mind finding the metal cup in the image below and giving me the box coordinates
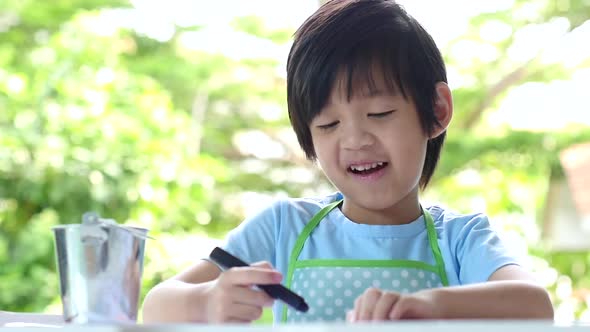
[52,223,148,324]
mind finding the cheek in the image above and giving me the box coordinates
[406,141,428,177]
[314,146,335,171]
[311,134,323,158]
[312,138,342,175]
[391,134,428,173]
[312,135,332,158]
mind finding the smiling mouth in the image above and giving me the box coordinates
[347,162,388,175]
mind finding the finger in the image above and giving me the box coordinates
[220,267,282,286]
[372,292,400,321]
[230,285,274,307]
[251,261,274,269]
[351,295,362,322]
[357,288,382,321]
[389,296,417,320]
[227,302,264,322]
[346,310,355,323]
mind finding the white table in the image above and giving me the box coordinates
[131,321,588,332]
[1,315,588,332]
[0,312,63,328]
[134,321,588,332]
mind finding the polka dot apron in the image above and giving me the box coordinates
[282,199,449,323]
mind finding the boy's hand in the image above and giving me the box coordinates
[347,288,443,322]
[199,261,282,323]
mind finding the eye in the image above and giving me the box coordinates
[368,110,396,118]
[316,121,339,130]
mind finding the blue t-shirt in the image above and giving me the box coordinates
[223,192,519,321]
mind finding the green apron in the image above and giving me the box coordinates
[282,199,449,322]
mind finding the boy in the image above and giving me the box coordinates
[142,0,553,323]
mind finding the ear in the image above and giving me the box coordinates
[430,82,453,139]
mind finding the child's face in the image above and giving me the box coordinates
[310,76,427,216]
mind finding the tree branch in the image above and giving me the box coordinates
[460,62,530,131]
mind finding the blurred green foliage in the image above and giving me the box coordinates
[1,0,589,321]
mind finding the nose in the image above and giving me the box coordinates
[340,121,375,150]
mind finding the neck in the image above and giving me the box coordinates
[341,187,422,225]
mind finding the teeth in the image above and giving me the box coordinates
[350,162,384,171]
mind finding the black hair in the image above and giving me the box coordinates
[286,0,447,189]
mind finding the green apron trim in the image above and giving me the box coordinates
[293,259,439,272]
[281,198,449,322]
[284,200,339,288]
[425,211,449,286]
[283,199,339,322]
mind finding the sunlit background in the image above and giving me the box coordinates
[1,0,589,323]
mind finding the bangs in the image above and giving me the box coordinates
[296,22,415,126]
[333,48,409,103]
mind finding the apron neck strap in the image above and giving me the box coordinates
[424,209,449,286]
[287,199,341,267]
[283,199,341,322]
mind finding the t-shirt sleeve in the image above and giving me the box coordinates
[220,200,280,267]
[453,214,521,284]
